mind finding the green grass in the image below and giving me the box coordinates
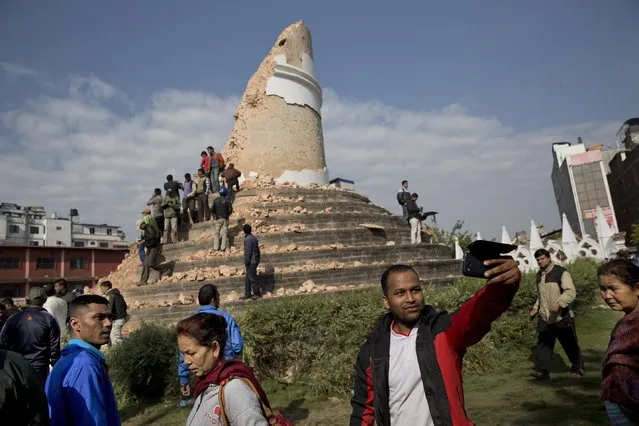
[121,307,621,426]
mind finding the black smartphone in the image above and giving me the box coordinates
[462,240,517,278]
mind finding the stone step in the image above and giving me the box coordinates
[166,243,452,273]
[233,187,373,204]
[233,200,388,216]
[185,212,405,241]
[163,227,416,257]
[123,262,462,327]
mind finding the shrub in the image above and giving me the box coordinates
[109,323,179,403]
[239,258,600,397]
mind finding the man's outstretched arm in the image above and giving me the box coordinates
[443,258,521,353]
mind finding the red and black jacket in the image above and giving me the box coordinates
[349,279,520,426]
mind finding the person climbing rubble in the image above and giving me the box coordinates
[221,163,242,203]
[182,173,198,225]
[194,168,210,223]
[138,222,171,285]
[147,188,165,239]
[207,146,224,193]
[211,188,233,252]
[161,191,181,244]
[199,151,212,194]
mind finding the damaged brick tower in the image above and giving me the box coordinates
[223,21,328,185]
[107,21,460,328]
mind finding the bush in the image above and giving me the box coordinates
[109,323,179,403]
[239,259,601,397]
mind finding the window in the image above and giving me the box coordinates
[89,241,96,246]
[89,227,95,235]
[70,257,88,269]
[8,225,19,233]
[0,257,20,269]
[56,241,63,246]
[74,241,84,247]
[107,229,112,236]
[56,226,62,231]
[30,241,39,246]
[99,242,109,248]
[29,226,39,234]
[36,258,55,269]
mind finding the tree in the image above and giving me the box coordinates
[629,223,639,246]
[430,220,473,251]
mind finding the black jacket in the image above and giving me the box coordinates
[143,225,160,249]
[0,307,60,378]
[212,196,233,220]
[105,288,128,321]
[0,349,50,425]
[243,234,260,265]
[405,199,422,219]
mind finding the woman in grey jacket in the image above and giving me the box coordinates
[177,313,269,426]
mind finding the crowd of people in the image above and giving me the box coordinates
[135,145,243,286]
[0,253,637,425]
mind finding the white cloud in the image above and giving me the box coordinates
[0,68,622,241]
[0,62,39,77]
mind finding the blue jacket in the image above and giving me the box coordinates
[45,340,121,426]
[178,305,244,385]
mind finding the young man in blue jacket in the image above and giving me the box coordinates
[177,284,244,398]
[45,295,121,426]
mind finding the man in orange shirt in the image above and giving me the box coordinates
[207,146,225,192]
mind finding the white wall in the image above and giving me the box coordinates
[44,219,72,246]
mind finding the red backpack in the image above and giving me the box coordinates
[219,377,293,426]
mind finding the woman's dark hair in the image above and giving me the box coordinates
[177,313,227,355]
[598,259,639,289]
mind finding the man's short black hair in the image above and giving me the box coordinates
[99,281,113,289]
[534,249,550,259]
[207,146,214,151]
[166,174,173,181]
[154,188,161,195]
[69,295,109,318]
[411,193,419,198]
[201,151,207,156]
[243,224,252,234]
[185,173,191,180]
[381,264,419,296]
[0,298,14,307]
[53,278,68,288]
[401,180,408,185]
[198,284,220,306]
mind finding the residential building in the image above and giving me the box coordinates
[607,118,639,242]
[551,140,622,238]
[0,203,127,248]
[0,245,128,298]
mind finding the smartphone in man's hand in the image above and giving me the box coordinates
[462,240,517,279]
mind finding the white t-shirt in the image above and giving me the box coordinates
[388,325,434,426]
[43,295,68,338]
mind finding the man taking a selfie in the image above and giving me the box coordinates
[350,257,520,426]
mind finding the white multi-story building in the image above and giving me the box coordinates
[551,141,623,238]
[0,203,127,248]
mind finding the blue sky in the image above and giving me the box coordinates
[0,0,638,239]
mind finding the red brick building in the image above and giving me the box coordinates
[0,245,129,298]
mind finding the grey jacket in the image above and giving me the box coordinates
[186,379,268,426]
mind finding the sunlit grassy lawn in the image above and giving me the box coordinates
[122,307,620,426]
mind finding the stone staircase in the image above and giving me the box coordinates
[109,184,461,327]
